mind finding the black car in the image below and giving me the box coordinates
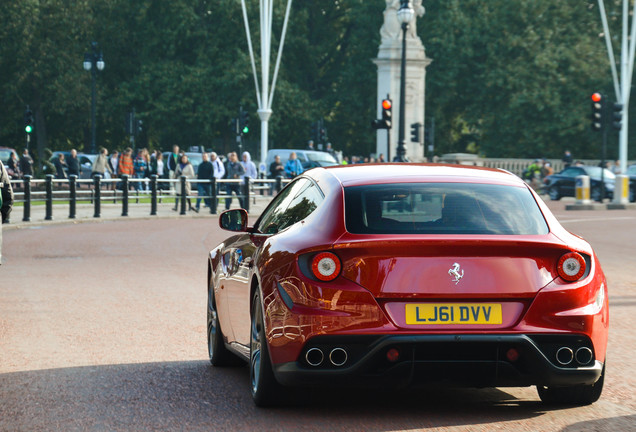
[543,166,615,201]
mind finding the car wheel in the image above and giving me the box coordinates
[250,290,282,407]
[629,187,635,203]
[207,284,237,366]
[548,186,561,201]
[591,187,602,202]
[537,362,605,406]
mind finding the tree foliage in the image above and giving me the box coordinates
[0,0,631,163]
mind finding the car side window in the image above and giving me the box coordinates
[256,179,309,234]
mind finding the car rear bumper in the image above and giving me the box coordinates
[272,334,603,388]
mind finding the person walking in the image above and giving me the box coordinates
[284,152,303,178]
[195,152,214,211]
[19,149,34,178]
[7,152,21,180]
[117,147,134,189]
[0,160,14,264]
[173,154,197,212]
[133,148,148,191]
[67,149,80,179]
[108,150,119,190]
[225,152,245,210]
[241,151,257,180]
[268,155,285,195]
[54,153,67,180]
[91,147,113,185]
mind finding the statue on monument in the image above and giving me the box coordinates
[380,0,426,41]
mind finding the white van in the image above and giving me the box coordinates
[264,149,338,177]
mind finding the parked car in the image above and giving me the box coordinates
[208,163,608,407]
[0,146,17,169]
[264,149,338,176]
[543,165,615,201]
[626,164,636,202]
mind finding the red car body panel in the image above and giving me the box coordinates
[208,163,609,392]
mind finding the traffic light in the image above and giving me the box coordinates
[319,123,328,143]
[24,107,34,134]
[591,92,604,132]
[424,127,434,150]
[311,121,319,142]
[612,102,623,130]
[371,98,393,129]
[410,123,420,143]
[136,119,143,134]
[239,109,249,134]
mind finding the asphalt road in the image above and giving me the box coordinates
[1,200,635,431]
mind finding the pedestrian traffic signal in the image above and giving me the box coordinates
[410,123,420,143]
[591,92,604,132]
[612,102,623,130]
[24,107,34,134]
[239,109,250,134]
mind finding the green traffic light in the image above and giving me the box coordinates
[242,126,249,134]
[25,125,33,133]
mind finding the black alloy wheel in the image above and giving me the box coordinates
[250,290,282,406]
[548,186,561,201]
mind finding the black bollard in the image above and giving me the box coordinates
[69,175,77,219]
[276,175,283,193]
[210,177,217,214]
[121,174,129,216]
[243,177,250,213]
[22,175,31,222]
[150,175,157,216]
[179,176,187,215]
[93,175,101,218]
[45,174,53,220]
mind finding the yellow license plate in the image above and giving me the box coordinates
[405,303,502,325]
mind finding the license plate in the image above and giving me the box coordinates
[405,303,503,325]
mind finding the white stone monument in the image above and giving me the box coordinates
[374,0,431,162]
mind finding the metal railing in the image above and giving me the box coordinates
[8,174,290,223]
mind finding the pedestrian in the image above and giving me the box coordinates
[133,148,148,191]
[19,149,34,178]
[611,160,622,175]
[42,149,56,178]
[284,152,303,178]
[54,153,67,184]
[67,149,80,179]
[268,155,285,195]
[0,160,15,264]
[108,150,119,190]
[91,147,113,187]
[210,152,225,180]
[117,147,134,189]
[241,151,257,180]
[195,152,214,211]
[325,142,335,156]
[225,152,245,210]
[173,154,197,212]
[7,152,21,180]
[167,145,180,181]
[377,153,385,163]
[562,150,573,168]
[306,140,315,150]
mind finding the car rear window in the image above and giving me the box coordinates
[344,183,549,235]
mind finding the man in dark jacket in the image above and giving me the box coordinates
[67,149,80,178]
[19,149,34,177]
[0,161,15,264]
[195,152,214,212]
[225,152,245,210]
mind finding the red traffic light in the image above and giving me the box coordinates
[591,93,602,102]
[382,99,392,110]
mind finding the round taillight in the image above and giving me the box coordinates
[311,252,341,282]
[557,252,586,282]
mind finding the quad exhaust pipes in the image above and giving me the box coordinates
[305,347,348,367]
[556,346,593,366]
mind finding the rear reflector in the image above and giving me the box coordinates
[557,252,586,282]
[311,252,341,282]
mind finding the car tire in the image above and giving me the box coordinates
[250,290,282,407]
[548,186,561,201]
[537,362,605,406]
[629,187,635,203]
[591,187,603,202]
[207,284,238,366]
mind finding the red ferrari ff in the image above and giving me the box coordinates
[207,164,608,407]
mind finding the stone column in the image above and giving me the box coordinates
[374,0,431,162]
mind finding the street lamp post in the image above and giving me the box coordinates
[396,0,414,162]
[83,42,105,154]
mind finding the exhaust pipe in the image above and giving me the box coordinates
[575,347,593,365]
[329,347,348,367]
[305,348,324,367]
[556,347,574,365]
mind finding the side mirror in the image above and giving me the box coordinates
[219,209,248,232]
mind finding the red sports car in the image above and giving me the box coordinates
[207,163,608,407]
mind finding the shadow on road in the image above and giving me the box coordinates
[0,360,572,431]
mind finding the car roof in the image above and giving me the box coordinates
[311,163,523,188]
